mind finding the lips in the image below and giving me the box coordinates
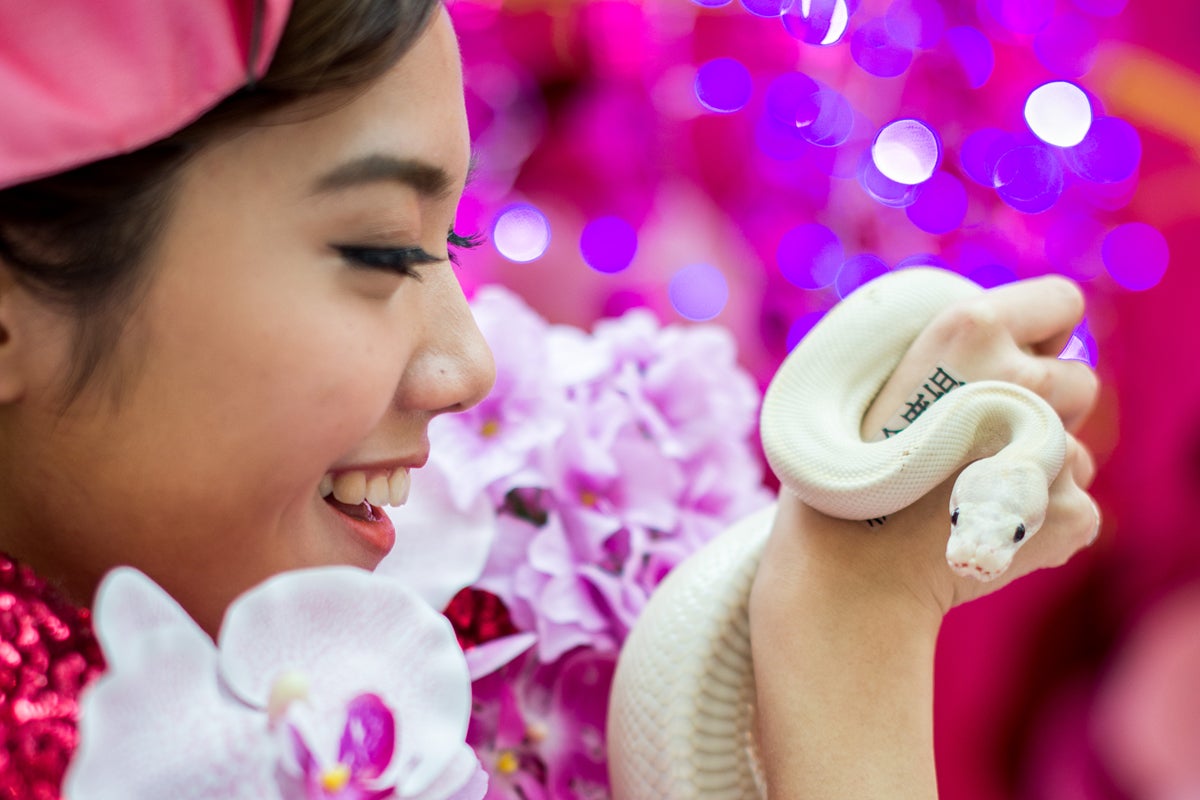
[322,494,396,555]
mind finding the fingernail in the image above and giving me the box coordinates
[1087,497,1102,545]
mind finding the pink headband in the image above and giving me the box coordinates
[0,0,293,190]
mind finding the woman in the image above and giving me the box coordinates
[0,0,1100,796]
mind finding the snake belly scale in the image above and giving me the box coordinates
[608,268,1067,798]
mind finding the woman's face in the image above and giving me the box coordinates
[0,9,494,633]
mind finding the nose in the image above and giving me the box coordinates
[395,272,496,416]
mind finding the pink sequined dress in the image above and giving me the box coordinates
[0,554,104,800]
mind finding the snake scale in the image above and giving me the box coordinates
[608,267,1067,798]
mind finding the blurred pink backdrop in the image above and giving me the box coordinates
[446,0,1200,797]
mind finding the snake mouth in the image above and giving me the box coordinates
[948,559,1002,582]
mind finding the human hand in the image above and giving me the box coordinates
[747,274,1101,800]
[762,273,1101,620]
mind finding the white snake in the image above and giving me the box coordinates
[608,267,1067,798]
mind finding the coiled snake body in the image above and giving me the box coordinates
[608,268,1067,798]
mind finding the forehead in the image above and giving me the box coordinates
[225,9,470,197]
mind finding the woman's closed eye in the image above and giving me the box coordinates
[334,229,483,280]
[334,244,443,280]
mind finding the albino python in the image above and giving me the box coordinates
[608,267,1067,798]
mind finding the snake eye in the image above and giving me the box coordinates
[951,508,959,525]
[1014,524,1026,543]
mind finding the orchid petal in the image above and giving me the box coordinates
[340,693,397,781]
[404,743,488,800]
[64,626,276,800]
[90,567,209,671]
[218,567,470,796]
[379,463,498,610]
[465,632,537,681]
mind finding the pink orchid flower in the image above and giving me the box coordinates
[64,567,486,800]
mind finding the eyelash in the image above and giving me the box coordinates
[335,229,483,279]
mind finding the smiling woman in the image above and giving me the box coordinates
[0,0,494,639]
[0,2,1104,799]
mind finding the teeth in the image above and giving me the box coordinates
[366,474,390,507]
[388,469,411,506]
[321,467,412,508]
[332,472,366,505]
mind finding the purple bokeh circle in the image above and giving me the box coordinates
[669,263,730,320]
[777,223,844,289]
[799,90,855,147]
[993,144,1064,213]
[580,216,638,274]
[906,171,968,233]
[857,151,920,208]
[781,0,851,45]
[851,17,914,78]
[945,26,995,88]
[885,0,946,49]
[1071,0,1127,17]
[967,263,1018,288]
[786,310,827,351]
[1102,223,1169,291]
[695,58,753,113]
[836,254,890,298]
[740,0,784,17]
[983,0,1054,34]
[1064,116,1142,184]
[961,127,1018,186]
[1034,11,1099,77]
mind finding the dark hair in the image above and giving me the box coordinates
[0,0,442,401]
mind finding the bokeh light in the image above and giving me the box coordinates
[695,57,753,113]
[765,71,823,127]
[1071,0,1127,16]
[984,0,1054,34]
[580,216,638,274]
[836,254,890,297]
[872,118,941,184]
[851,17,914,78]
[1034,11,1099,77]
[691,0,733,7]
[668,263,729,320]
[967,263,1018,288]
[781,0,851,45]
[740,0,784,17]
[1025,81,1093,147]
[493,204,551,263]
[1058,322,1098,367]
[786,310,826,350]
[798,89,855,146]
[858,151,920,207]
[961,127,1017,185]
[884,0,946,49]
[777,223,843,289]
[1064,116,1142,183]
[895,253,951,271]
[945,25,994,88]
[1102,222,1169,291]
[906,171,968,233]
[993,144,1064,213]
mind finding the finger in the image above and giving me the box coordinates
[1019,482,1098,572]
[981,275,1086,350]
[1067,435,1097,490]
[1013,356,1099,432]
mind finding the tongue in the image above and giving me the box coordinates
[325,496,378,521]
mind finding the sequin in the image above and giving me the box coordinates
[0,553,104,800]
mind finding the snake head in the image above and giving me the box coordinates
[945,459,1050,581]
[945,501,1031,580]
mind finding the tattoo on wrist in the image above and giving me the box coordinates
[863,365,967,528]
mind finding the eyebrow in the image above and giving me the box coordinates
[311,154,469,199]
